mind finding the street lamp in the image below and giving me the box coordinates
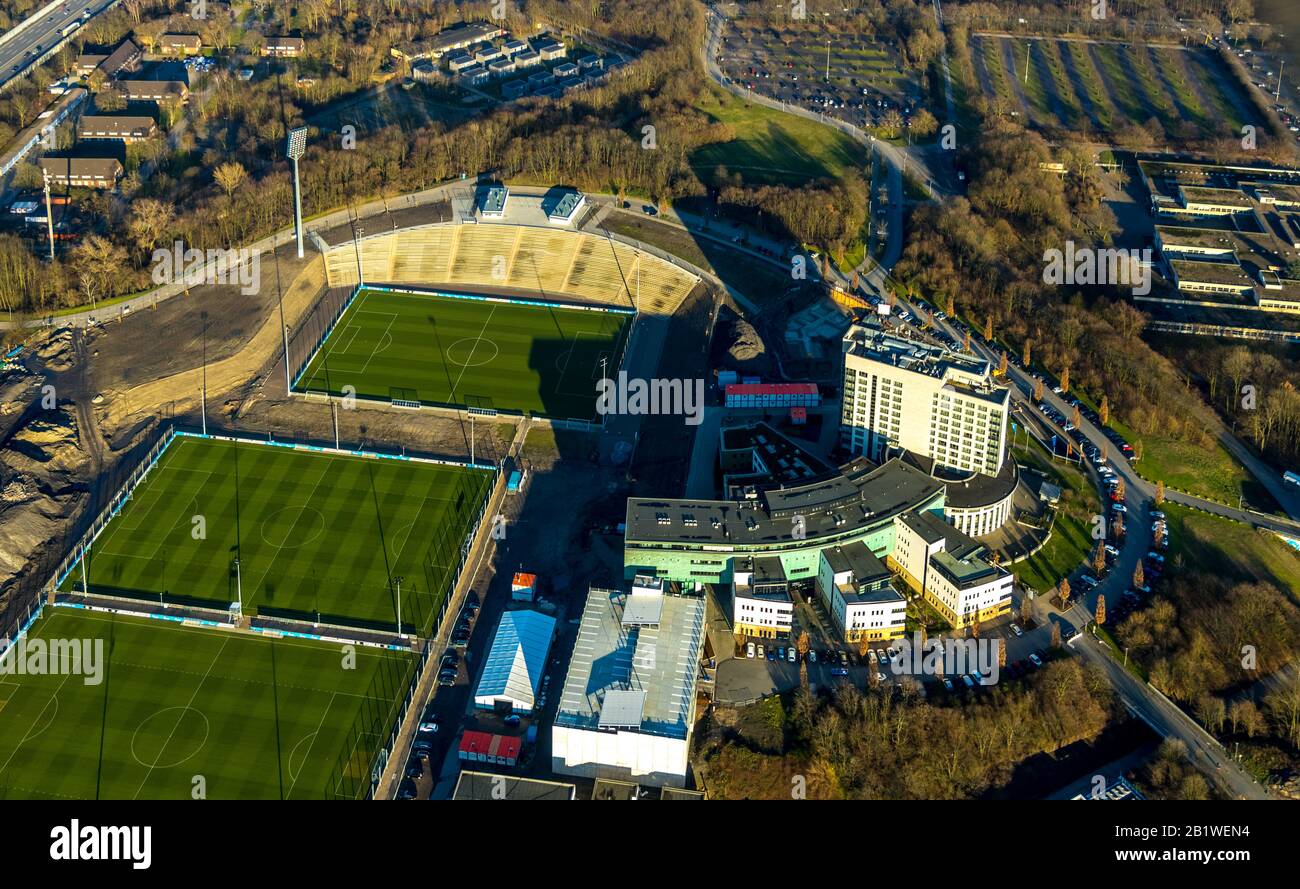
[286,126,308,259]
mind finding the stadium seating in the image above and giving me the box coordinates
[322,223,698,316]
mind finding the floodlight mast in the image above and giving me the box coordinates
[41,168,55,261]
[287,127,308,259]
[394,575,404,639]
[234,556,243,617]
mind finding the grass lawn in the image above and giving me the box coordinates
[1117,425,1256,507]
[0,609,411,799]
[294,288,631,420]
[1011,439,1101,595]
[1160,503,1300,603]
[65,435,491,633]
[690,86,868,186]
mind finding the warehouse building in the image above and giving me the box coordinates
[552,579,706,788]
[473,609,555,715]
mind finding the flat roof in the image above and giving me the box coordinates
[626,457,943,547]
[901,450,1018,510]
[482,185,508,213]
[553,587,705,740]
[453,771,575,800]
[1169,259,1256,287]
[1180,185,1256,207]
[843,322,1008,407]
[822,540,890,584]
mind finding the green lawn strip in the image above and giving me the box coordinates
[1090,44,1149,126]
[1010,439,1101,595]
[0,609,409,799]
[1126,45,1180,131]
[1037,39,1084,122]
[1012,40,1054,121]
[67,436,490,633]
[1184,50,1249,133]
[1063,40,1114,130]
[1151,47,1208,126]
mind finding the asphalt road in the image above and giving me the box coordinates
[0,1,108,90]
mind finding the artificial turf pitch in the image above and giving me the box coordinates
[60,435,492,633]
[293,288,632,420]
[0,609,411,799]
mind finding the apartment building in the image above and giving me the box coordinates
[840,322,1009,477]
[76,115,156,143]
[39,157,123,189]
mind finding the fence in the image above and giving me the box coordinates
[325,640,431,800]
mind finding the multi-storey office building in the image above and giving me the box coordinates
[840,323,1009,478]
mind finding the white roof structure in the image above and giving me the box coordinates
[554,586,704,740]
[474,609,556,714]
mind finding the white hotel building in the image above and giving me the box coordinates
[840,324,1009,478]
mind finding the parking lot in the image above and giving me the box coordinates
[715,19,924,132]
[714,580,1059,703]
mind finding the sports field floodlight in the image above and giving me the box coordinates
[287,126,308,259]
[394,575,405,640]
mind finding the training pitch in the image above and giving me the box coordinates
[0,609,411,799]
[60,435,492,633]
[293,288,632,419]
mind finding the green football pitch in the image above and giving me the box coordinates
[0,609,412,799]
[292,288,632,420]
[61,435,492,634]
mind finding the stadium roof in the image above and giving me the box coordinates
[554,586,705,740]
[474,609,555,712]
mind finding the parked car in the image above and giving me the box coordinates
[746,642,756,659]
[1010,623,1023,637]
[1028,653,1043,667]
[787,647,796,663]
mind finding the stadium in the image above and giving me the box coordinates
[289,191,700,422]
[1,189,705,800]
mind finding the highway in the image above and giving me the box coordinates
[0,1,110,91]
